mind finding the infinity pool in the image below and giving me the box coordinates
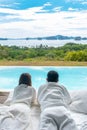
[0,66,87,90]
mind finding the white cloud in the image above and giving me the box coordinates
[0,4,10,7]
[0,8,18,14]
[53,6,62,12]
[43,2,52,7]
[68,7,78,11]
[13,2,20,5]
[0,6,87,38]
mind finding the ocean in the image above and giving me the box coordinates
[0,39,87,47]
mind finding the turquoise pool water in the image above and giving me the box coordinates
[0,66,87,90]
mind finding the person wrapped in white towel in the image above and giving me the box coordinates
[0,73,36,130]
[37,70,78,130]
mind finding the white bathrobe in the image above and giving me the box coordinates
[0,84,36,130]
[38,82,78,130]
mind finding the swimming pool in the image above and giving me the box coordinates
[0,66,87,90]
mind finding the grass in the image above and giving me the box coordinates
[0,60,87,66]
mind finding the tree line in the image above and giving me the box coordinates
[0,43,87,61]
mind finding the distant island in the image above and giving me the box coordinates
[0,35,87,41]
[0,38,8,40]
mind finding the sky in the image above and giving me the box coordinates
[0,0,87,38]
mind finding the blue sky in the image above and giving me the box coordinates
[0,0,87,38]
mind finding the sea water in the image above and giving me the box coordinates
[0,66,87,90]
[0,39,87,47]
